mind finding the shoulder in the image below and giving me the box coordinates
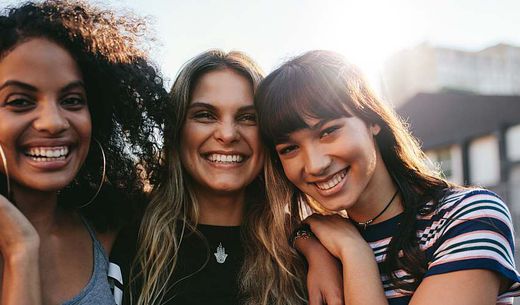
[421,187,510,225]
[435,188,511,231]
[422,188,520,300]
[416,188,513,250]
[421,187,515,265]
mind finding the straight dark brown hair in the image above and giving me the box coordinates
[255,50,452,291]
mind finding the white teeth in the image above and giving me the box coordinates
[30,156,66,162]
[207,153,244,163]
[315,169,348,190]
[25,146,69,159]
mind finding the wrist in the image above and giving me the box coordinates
[3,239,40,263]
[295,236,330,262]
[338,238,373,262]
[289,224,314,248]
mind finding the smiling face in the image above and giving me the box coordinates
[275,116,385,212]
[0,38,91,194]
[180,68,264,195]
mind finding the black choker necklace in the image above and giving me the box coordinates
[353,190,399,230]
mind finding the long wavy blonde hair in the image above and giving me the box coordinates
[131,50,307,305]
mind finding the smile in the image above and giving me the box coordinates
[205,153,244,164]
[315,168,348,190]
[24,146,70,162]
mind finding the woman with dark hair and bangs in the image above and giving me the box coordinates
[255,50,520,305]
[0,1,165,304]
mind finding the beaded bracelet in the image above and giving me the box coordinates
[288,223,315,248]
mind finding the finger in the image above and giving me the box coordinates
[323,292,344,305]
[307,289,324,305]
[303,213,325,226]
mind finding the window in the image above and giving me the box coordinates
[425,145,463,184]
[469,135,500,186]
[506,124,520,162]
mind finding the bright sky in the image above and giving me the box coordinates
[3,0,520,90]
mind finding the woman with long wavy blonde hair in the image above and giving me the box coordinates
[130,50,310,305]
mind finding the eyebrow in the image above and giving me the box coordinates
[188,102,256,113]
[309,118,332,130]
[237,105,256,113]
[189,101,217,112]
[60,80,86,94]
[0,80,85,94]
[0,80,37,92]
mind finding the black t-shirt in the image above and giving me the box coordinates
[168,224,244,305]
[111,223,244,305]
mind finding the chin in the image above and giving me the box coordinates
[209,182,246,194]
[20,176,74,193]
[314,196,350,213]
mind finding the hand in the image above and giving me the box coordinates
[0,195,39,258]
[304,214,367,260]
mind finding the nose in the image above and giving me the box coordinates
[303,145,332,176]
[214,119,240,144]
[33,101,69,135]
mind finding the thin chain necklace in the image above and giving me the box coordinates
[352,190,399,230]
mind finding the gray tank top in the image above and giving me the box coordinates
[61,220,116,305]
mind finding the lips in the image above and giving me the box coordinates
[314,167,349,191]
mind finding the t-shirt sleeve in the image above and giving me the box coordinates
[424,189,520,301]
[109,221,140,305]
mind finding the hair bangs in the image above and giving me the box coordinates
[257,63,352,145]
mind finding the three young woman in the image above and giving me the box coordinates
[255,50,520,305]
[3,2,519,305]
[0,1,165,304]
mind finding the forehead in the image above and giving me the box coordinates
[190,68,253,109]
[0,38,83,89]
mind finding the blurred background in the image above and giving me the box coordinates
[3,0,520,258]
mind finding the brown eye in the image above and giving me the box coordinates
[320,126,340,138]
[5,97,35,111]
[278,144,298,155]
[238,113,257,124]
[192,111,216,121]
[61,96,86,109]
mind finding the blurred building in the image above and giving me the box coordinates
[383,43,520,106]
[397,93,520,232]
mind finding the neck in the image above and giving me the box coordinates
[11,183,61,234]
[347,156,403,225]
[195,188,245,226]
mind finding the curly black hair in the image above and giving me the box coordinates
[0,0,168,231]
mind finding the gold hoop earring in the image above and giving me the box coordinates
[0,143,11,199]
[77,138,106,209]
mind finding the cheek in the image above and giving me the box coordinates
[280,159,300,184]
[0,116,25,158]
[74,113,93,158]
[241,126,261,147]
[72,110,92,139]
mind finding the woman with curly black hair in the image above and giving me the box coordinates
[0,1,166,304]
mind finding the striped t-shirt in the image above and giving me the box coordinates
[360,188,520,305]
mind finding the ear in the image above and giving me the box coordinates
[370,123,381,136]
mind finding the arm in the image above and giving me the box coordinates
[410,190,518,305]
[409,269,504,305]
[0,195,41,305]
[294,233,344,305]
[305,190,519,305]
[305,214,388,305]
